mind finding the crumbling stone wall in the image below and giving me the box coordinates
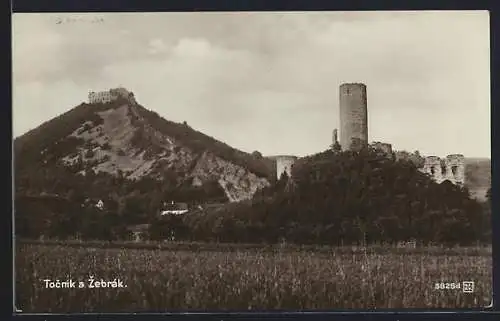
[88,90,114,104]
[444,154,465,185]
[420,154,465,186]
[422,156,443,183]
[88,87,135,104]
[371,142,393,156]
[339,83,368,151]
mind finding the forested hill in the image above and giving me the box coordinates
[178,148,491,246]
[14,97,274,203]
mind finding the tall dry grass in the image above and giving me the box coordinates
[15,242,491,312]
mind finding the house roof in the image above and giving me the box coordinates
[163,202,188,211]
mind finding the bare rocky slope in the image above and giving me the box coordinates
[14,97,273,202]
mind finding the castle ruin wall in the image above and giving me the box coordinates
[444,154,465,185]
[88,87,135,105]
[371,141,393,156]
[420,154,465,186]
[421,156,444,183]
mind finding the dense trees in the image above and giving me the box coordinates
[177,148,490,246]
[14,164,229,241]
[15,146,490,246]
[14,97,489,245]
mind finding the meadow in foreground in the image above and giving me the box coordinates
[15,242,492,312]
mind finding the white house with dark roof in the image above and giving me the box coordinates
[161,201,189,215]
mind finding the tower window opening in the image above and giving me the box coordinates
[451,165,458,176]
[430,166,435,175]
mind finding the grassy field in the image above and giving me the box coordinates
[15,241,492,312]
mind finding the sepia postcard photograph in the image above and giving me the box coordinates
[12,11,492,312]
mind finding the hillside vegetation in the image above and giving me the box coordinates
[175,148,490,246]
[14,97,490,246]
[14,102,106,167]
[17,147,490,246]
[15,174,229,240]
[15,98,275,209]
[14,99,274,183]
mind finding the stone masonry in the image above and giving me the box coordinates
[420,154,465,185]
[88,87,136,105]
[339,83,368,151]
[443,154,465,185]
[421,156,443,183]
[371,142,393,156]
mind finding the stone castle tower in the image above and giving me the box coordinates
[422,156,443,182]
[275,155,298,180]
[444,154,465,185]
[339,83,368,151]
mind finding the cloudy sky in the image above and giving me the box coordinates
[12,11,490,158]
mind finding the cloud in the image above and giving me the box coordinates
[98,38,256,129]
[12,11,490,157]
[12,13,153,85]
[148,38,169,54]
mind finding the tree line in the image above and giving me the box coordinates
[15,147,491,246]
[166,148,490,246]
